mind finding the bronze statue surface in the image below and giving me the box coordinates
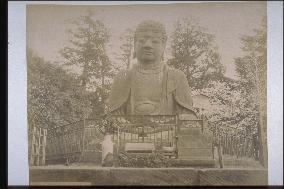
[108,20,196,118]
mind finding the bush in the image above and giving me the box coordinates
[117,152,172,168]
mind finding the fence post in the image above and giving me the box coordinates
[40,128,47,165]
[79,119,86,162]
[167,124,170,146]
[117,126,120,155]
[218,139,223,168]
[160,127,163,147]
[212,142,215,159]
[35,127,40,166]
[30,127,36,166]
[201,115,204,134]
[175,135,178,159]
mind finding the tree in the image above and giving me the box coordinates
[114,28,134,69]
[234,17,267,167]
[168,18,225,90]
[194,79,241,125]
[60,11,114,115]
[27,49,93,129]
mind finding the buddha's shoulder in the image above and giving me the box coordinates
[166,66,186,80]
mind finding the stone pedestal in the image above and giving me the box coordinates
[177,127,213,161]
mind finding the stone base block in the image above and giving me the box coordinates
[30,166,267,186]
[199,168,268,185]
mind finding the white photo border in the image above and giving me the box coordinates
[8,1,283,185]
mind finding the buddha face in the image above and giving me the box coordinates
[134,31,166,64]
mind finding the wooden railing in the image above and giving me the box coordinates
[44,116,180,164]
[110,115,178,156]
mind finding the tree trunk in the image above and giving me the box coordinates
[252,53,267,168]
[101,60,106,114]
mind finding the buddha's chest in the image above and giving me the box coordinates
[131,71,164,114]
[133,72,163,100]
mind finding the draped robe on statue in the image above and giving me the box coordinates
[108,63,197,119]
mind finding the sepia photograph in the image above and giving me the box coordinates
[26,1,268,185]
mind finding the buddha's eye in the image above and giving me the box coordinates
[138,38,146,43]
[137,36,162,45]
[152,38,161,44]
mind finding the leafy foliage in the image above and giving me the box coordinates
[117,152,172,167]
[59,11,114,115]
[168,18,225,90]
[235,18,267,107]
[234,18,267,164]
[234,18,267,128]
[189,18,266,137]
[114,28,134,69]
[27,49,93,129]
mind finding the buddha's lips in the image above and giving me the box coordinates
[143,51,153,55]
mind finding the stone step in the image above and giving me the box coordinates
[177,140,212,148]
[222,156,263,168]
[177,142,211,148]
[178,128,202,135]
[169,159,216,167]
[178,148,213,159]
[177,136,211,148]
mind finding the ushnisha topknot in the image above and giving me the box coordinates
[134,20,167,43]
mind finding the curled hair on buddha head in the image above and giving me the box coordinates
[134,20,167,43]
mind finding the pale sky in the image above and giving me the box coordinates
[27,2,266,79]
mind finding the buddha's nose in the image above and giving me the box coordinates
[143,38,153,48]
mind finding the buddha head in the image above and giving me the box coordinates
[133,20,167,65]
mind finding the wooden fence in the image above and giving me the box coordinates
[30,115,261,167]
[45,119,104,165]
[29,125,47,166]
[43,115,210,165]
[210,121,260,167]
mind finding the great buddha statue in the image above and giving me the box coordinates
[107,20,197,118]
